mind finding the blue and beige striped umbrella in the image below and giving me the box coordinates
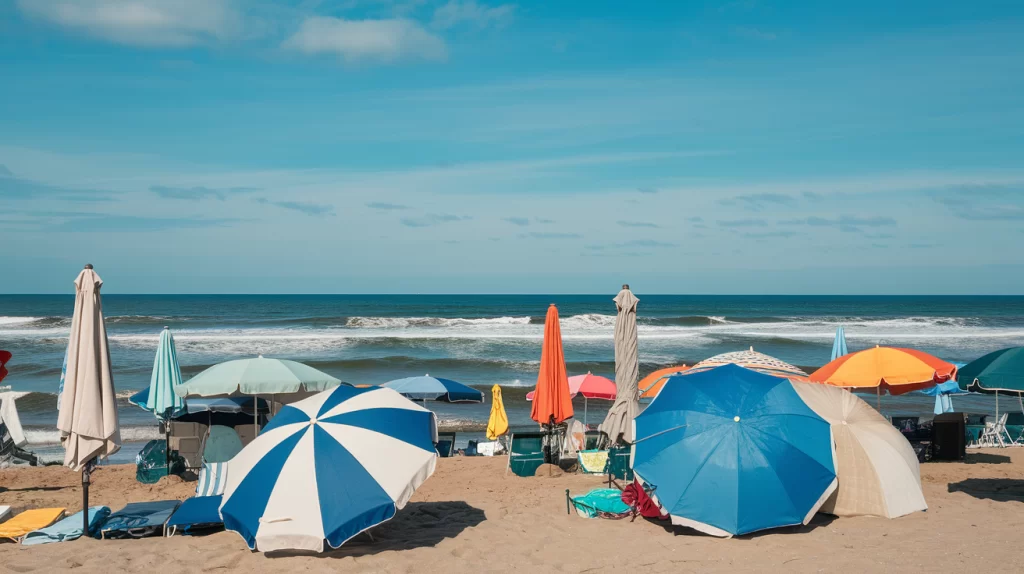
[219,385,438,552]
[382,375,484,403]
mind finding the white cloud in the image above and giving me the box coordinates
[282,16,446,63]
[432,0,514,30]
[17,0,240,47]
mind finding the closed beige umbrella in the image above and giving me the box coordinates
[599,285,639,444]
[57,265,120,535]
[791,381,926,518]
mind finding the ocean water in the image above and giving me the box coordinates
[2,294,1023,461]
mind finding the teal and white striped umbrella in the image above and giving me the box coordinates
[140,327,185,420]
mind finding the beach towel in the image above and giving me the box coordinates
[0,506,11,524]
[570,489,631,519]
[621,480,668,520]
[0,508,66,542]
[578,449,609,474]
[165,496,223,536]
[100,500,180,539]
[196,462,228,497]
[21,506,110,545]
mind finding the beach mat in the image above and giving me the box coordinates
[166,496,223,536]
[100,500,180,539]
[22,506,111,545]
[0,508,66,542]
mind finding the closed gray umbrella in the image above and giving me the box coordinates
[599,285,639,444]
[57,265,121,536]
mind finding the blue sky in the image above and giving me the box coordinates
[1,0,1023,294]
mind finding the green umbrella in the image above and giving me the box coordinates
[174,356,341,435]
[174,356,340,398]
[958,347,1024,419]
[142,327,185,420]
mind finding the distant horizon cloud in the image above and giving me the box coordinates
[151,185,257,201]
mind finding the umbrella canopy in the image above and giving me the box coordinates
[810,346,956,395]
[600,287,640,444]
[138,327,185,420]
[831,326,848,361]
[57,266,121,471]
[638,365,690,399]
[130,388,269,415]
[219,385,438,552]
[790,382,927,518]
[0,350,11,385]
[526,373,617,401]
[958,347,1024,394]
[486,384,509,440]
[686,347,811,382]
[382,375,483,403]
[530,304,574,425]
[174,356,340,398]
[632,364,837,537]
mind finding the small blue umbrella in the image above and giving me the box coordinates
[382,375,484,403]
[916,362,968,414]
[632,364,837,537]
[831,326,848,361]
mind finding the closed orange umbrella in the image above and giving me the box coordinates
[810,346,956,396]
[639,365,690,399]
[530,304,574,426]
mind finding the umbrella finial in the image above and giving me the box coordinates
[84,263,93,269]
[622,284,630,290]
[258,354,264,358]
[163,325,169,330]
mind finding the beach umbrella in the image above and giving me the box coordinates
[530,304,574,427]
[526,372,616,424]
[138,327,185,420]
[632,364,837,537]
[831,326,848,361]
[958,347,1024,419]
[686,347,811,382]
[382,375,484,403]
[810,347,956,409]
[790,382,927,519]
[56,265,121,536]
[486,384,509,441]
[600,285,640,445]
[219,385,437,552]
[639,365,690,399]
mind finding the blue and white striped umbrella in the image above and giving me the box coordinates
[382,375,484,403]
[219,385,438,553]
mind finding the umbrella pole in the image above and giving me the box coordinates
[876,387,881,413]
[584,397,588,426]
[254,394,259,437]
[996,390,999,420]
[81,462,91,537]
[165,419,171,471]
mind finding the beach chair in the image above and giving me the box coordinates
[21,506,110,545]
[165,496,224,537]
[196,461,229,497]
[0,506,11,524]
[578,449,609,474]
[583,430,606,451]
[202,425,244,463]
[604,444,634,488]
[435,431,456,457]
[506,429,545,477]
[979,414,1012,447]
[0,508,66,543]
[100,501,180,539]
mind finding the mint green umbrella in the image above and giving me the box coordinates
[141,327,185,421]
[174,356,341,398]
[174,355,342,437]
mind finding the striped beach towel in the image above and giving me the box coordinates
[196,462,228,497]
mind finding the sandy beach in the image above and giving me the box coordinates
[2,449,1023,573]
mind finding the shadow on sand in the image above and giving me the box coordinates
[964,452,1013,465]
[265,501,486,559]
[948,479,1024,502]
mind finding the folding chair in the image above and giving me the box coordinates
[435,431,456,457]
[506,429,545,477]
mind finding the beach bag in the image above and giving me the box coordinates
[135,439,186,484]
[570,488,632,519]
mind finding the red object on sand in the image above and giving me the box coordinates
[0,350,11,384]
[622,479,668,520]
[530,305,574,425]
